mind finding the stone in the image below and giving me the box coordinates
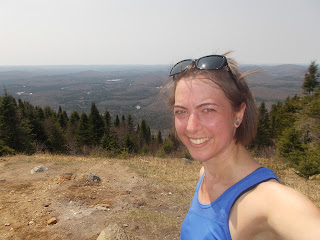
[87,173,101,183]
[309,174,320,180]
[181,158,192,164]
[31,166,48,174]
[97,223,128,240]
[47,217,57,225]
[59,173,74,184]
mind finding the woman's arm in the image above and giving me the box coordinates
[266,182,320,239]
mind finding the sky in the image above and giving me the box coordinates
[0,0,319,66]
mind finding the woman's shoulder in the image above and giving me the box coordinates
[231,179,320,239]
[243,179,318,213]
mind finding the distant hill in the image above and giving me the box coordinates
[0,64,307,132]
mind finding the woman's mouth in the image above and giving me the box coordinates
[189,137,210,145]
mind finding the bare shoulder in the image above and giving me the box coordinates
[255,180,319,213]
[245,180,320,239]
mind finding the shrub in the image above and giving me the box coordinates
[0,140,15,156]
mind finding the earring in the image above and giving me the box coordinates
[236,121,240,126]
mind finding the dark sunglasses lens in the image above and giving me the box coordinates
[197,56,226,70]
[170,60,193,76]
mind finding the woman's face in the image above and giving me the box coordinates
[174,77,241,162]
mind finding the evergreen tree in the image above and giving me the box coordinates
[114,115,120,127]
[58,109,68,130]
[277,127,304,164]
[104,108,112,135]
[0,89,35,153]
[140,119,151,145]
[156,130,163,144]
[76,113,92,146]
[252,101,272,149]
[43,106,56,119]
[89,102,105,145]
[302,61,319,94]
[124,133,136,153]
[66,110,80,152]
[43,117,66,153]
[126,114,134,132]
[0,89,19,149]
[69,110,80,125]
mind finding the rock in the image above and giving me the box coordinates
[181,158,192,164]
[97,223,128,240]
[59,173,74,184]
[87,173,101,183]
[309,174,320,180]
[47,217,57,225]
[31,166,48,174]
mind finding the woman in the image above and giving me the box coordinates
[168,53,320,239]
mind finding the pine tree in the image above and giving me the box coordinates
[252,101,272,149]
[277,127,304,165]
[156,130,163,145]
[114,115,120,127]
[302,61,319,94]
[104,108,112,135]
[76,113,92,146]
[0,89,19,149]
[89,102,105,145]
[69,110,80,125]
[140,119,151,145]
[43,117,67,153]
[126,114,134,132]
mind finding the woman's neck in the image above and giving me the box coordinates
[202,144,259,187]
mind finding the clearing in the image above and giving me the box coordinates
[0,154,319,240]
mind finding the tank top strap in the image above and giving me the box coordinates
[196,172,205,192]
[224,167,280,216]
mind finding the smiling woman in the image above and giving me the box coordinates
[168,52,320,240]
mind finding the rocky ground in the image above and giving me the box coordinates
[0,154,319,240]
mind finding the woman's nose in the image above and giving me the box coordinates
[186,113,201,133]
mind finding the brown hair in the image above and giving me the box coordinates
[168,52,258,146]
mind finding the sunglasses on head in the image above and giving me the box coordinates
[169,54,236,81]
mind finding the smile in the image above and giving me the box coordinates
[189,137,210,145]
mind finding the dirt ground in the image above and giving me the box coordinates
[0,155,319,240]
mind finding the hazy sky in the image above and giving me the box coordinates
[1,0,319,65]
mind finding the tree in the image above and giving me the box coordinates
[76,113,92,146]
[114,115,120,127]
[43,117,66,153]
[302,61,319,94]
[251,101,272,149]
[277,127,304,165]
[140,119,151,145]
[0,88,35,153]
[89,102,105,145]
[104,108,112,135]
[126,114,134,132]
[156,130,163,144]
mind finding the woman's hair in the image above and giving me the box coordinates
[168,52,258,146]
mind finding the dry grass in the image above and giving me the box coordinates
[0,154,319,240]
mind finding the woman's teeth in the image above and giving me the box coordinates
[190,137,210,145]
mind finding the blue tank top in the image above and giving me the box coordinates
[180,167,279,240]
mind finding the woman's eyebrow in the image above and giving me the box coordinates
[196,102,219,109]
[173,105,187,109]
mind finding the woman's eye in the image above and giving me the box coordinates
[174,110,186,115]
[203,108,215,113]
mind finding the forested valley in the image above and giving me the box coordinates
[0,61,319,177]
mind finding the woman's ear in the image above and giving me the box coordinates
[234,102,246,128]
